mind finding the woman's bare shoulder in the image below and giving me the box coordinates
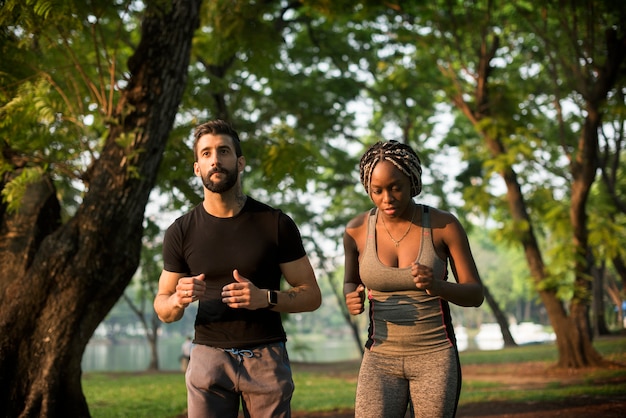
[346,210,372,231]
[426,205,460,226]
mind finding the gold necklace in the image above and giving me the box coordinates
[380,205,416,247]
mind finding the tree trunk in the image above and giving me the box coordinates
[568,25,625,345]
[483,285,517,347]
[123,294,161,371]
[147,327,160,372]
[592,263,610,336]
[0,1,201,416]
[328,271,364,355]
[446,17,626,368]
[613,255,626,295]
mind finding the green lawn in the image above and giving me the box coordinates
[83,335,626,417]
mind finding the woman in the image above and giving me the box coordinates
[343,140,484,418]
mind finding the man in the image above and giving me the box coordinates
[154,119,322,418]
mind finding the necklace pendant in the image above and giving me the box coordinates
[380,205,417,248]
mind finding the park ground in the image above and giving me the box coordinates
[173,336,626,418]
[287,357,626,418]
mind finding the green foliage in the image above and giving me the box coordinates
[0,166,44,212]
[0,0,138,213]
[3,0,626,383]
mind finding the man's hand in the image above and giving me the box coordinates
[174,273,206,308]
[221,269,268,310]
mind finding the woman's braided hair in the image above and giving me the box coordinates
[359,140,423,197]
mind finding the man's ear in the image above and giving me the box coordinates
[238,156,246,173]
[193,161,201,177]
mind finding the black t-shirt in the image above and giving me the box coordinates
[162,197,306,348]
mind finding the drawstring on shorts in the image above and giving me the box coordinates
[223,348,254,363]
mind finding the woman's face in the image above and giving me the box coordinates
[369,160,413,218]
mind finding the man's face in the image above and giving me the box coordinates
[193,134,243,193]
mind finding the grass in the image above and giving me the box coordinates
[459,369,626,404]
[83,372,187,418]
[457,334,626,406]
[83,335,626,417]
[459,334,626,365]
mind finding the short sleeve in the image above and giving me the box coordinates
[277,212,306,264]
[162,221,190,273]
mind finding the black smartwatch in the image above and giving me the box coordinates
[267,290,278,307]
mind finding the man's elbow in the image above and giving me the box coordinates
[154,299,182,323]
[302,287,322,312]
[308,289,322,311]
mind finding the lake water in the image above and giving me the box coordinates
[82,336,363,372]
[82,323,552,372]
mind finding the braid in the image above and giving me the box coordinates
[359,140,423,197]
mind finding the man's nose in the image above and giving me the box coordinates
[209,153,221,166]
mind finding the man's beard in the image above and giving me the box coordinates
[201,167,238,193]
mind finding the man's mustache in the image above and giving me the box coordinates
[207,168,227,176]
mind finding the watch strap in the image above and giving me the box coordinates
[267,290,278,307]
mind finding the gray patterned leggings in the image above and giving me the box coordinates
[355,347,461,418]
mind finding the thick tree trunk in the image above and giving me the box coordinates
[0,1,201,417]
[494,138,607,368]
[569,24,625,341]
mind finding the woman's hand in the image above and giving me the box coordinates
[345,284,366,315]
[412,263,439,295]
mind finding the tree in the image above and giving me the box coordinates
[420,0,626,366]
[0,0,201,416]
[316,0,625,366]
[121,218,163,371]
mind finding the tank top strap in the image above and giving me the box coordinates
[367,205,431,247]
[422,204,431,229]
[366,208,377,244]
[416,205,434,264]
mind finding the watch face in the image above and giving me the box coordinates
[269,290,278,305]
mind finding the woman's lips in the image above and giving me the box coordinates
[383,207,397,216]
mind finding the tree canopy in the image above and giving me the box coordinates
[1,0,625,416]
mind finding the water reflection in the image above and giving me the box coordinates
[474,322,556,351]
[82,323,552,372]
[82,337,363,372]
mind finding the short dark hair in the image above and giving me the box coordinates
[193,119,242,161]
[359,140,423,197]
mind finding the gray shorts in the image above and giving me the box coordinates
[186,342,294,418]
[355,347,461,418]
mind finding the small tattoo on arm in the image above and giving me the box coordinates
[286,288,302,300]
